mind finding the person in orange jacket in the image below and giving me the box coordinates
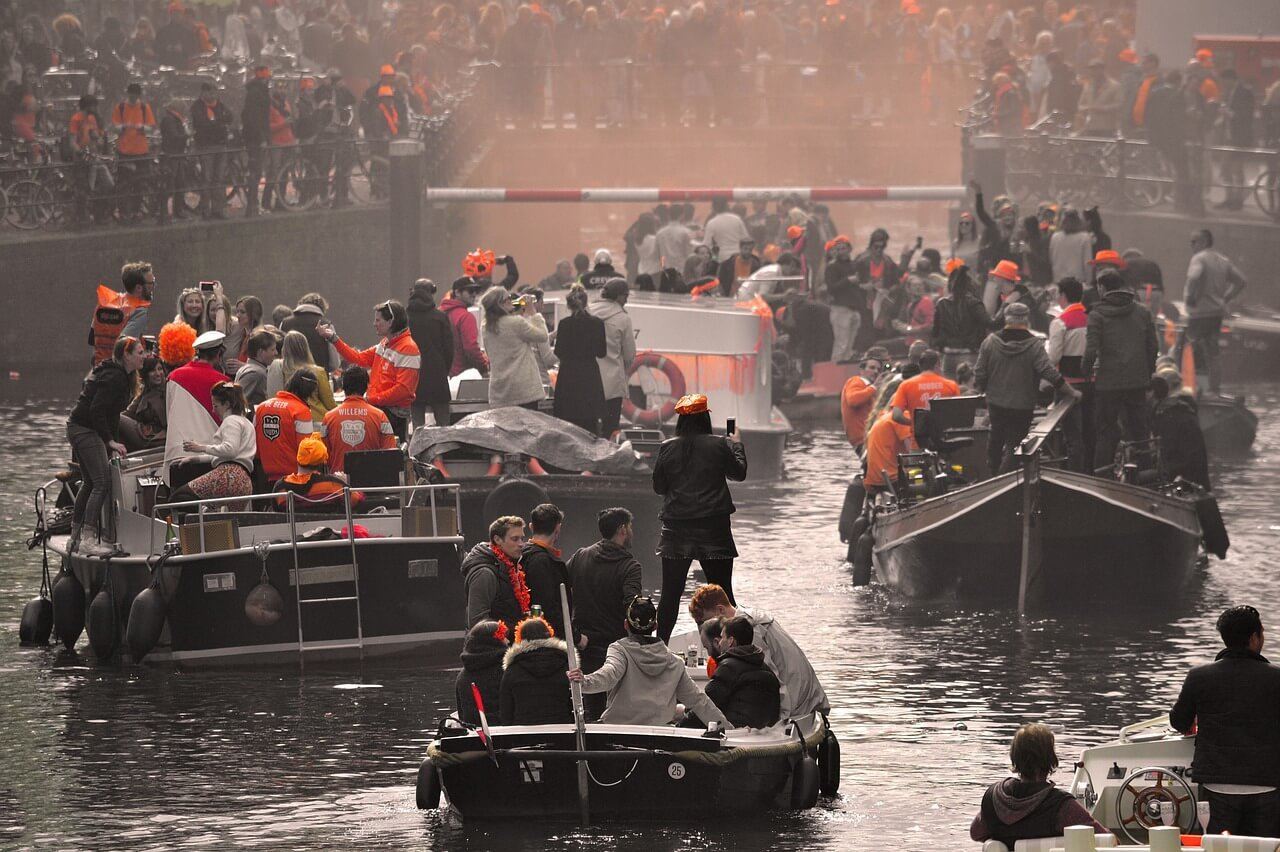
[839,346,889,450]
[863,408,916,500]
[321,364,396,473]
[112,82,156,157]
[319,299,420,441]
[254,368,319,483]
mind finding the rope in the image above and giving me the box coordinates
[586,760,639,787]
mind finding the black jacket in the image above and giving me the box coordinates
[824,257,864,311]
[579,262,620,290]
[1171,648,1280,786]
[1125,257,1164,293]
[499,638,572,725]
[406,284,453,405]
[158,108,188,155]
[1082,290,1158,391]
[652,435,747,521]
[520,541,573,642]
[552,311,607,428]
[1153,394,1209,489]
[704,644,781,729]
[566,540,643,647]
[931,292,991,351]
[991,285,1049,334]
[717,253,763,297]
[1144,82,1186,151]
[241,78,270,147]
[280,311,333,372]
[69,360,132,442]
[974,192,1017,274]
[1021,216,1052,286]
[190,98,232,148]
[1224,83,1256,148]
[462,543,526,629]
[455,629,507,725]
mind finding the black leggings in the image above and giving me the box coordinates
[657,557,735,644]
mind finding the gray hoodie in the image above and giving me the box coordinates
[974,328,1064,411]
[580,635,730,728]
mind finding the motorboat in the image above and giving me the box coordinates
[416,711,833,822]
[1197,393,1258,457]
[22,446,466,665]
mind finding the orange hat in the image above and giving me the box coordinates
[377,85,394,97]
[1090,249,1126,269]
[380,64,396,77]
[673,393,709,415]
[297,435,329,467]
[1195,48,1213,65]
[168,1,184,12]
[158,322,197,365]
[1118,48,1138,64]
[945,257,965,275]
[299,76,316,91]
[786,224,804,240]
[462,248,496,278]
[990,259,1021,283]
[254,65,272,79]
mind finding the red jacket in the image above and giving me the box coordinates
[334,328,420,411]
[439,297,489,377]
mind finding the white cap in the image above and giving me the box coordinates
[593,248,612,266]
[193,330,226,351]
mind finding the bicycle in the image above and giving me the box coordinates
[1252,165,1280,221]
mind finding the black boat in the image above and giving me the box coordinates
[27,447,466,665]
[855,399,1225,609]
[1197,393,1258,457]
[417,713,830,822]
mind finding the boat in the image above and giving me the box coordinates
[856,398,1225,609]
[24,446,467,665]
[1197,393,1258,457]
[1199,304,1280,383]
[416,710,832,822]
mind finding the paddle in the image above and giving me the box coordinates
[561,582,591,826]
[470,681,499,767]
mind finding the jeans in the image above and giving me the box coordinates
[1204,787,1280,837]
[197,148,226,213]
[1185,314,1223,394]
[67,423,113,541]
[986,404,1034,476]
[1060,382,1094,472]
[829,305,861,363]
[1093,387,1149,469]
[657,557,734,644]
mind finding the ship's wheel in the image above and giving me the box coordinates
[1114,766,1197,844]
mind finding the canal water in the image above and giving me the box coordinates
[1,379,1276,851]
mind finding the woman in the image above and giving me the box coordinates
[66,336,145,554]
[127,18,157,65]
[683,242,716,283]
[635,212,661,280]
[119,355,168,451]
[1049,207,1092,284]
[552,284,607,434]
[651,393,747,643]
[170,382,256,508]
[319,300,420,441]
[970,723,1105,844]
[266,330,337,422]
[479,286,549,410]
[456,619,509,725]
[931,265,991,377]
[951,212,981,272]
[499,616,571,725]
[406,279,454,427]
[225,296,264,375]
[174,286,223,334]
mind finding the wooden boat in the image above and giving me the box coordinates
[1198,393,1258,457]
[418,712,830,822]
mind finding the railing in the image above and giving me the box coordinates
[990,131,1280,221]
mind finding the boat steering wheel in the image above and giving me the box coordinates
[1114,766,1197,844]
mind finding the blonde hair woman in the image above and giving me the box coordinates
[265,330,336,421]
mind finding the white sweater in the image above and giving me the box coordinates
[193,414,257,473]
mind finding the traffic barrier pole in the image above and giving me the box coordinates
[423,186,966,203]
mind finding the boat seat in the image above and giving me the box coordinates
[981,833,1117,852]
[913,408,976,454]
[1202,836,1280,852]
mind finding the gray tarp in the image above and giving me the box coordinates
[408,407,651,476]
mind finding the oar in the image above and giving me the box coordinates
[561,582,591,826]
[470,682,499,767]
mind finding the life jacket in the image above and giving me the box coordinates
[89,284,149,365]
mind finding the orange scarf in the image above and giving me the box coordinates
[1132,75,1156,126]
[379,102,399,136]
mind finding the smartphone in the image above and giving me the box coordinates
[199,280,217,293]
[726,418,736,436]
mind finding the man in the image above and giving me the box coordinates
[157,98,190,223]
[988,260,1046,332]
[281,295,337,373]
[321,365,396,473]
[154,2,198,68]
[112,83,156,162]
[272,435,363,511]
[1216,69,1256,210]
[1123,248,1166,321]
[1171,605,1280,836]
[461,515,530,628]
[579,249,621,290]
[1145,70,1198,214]
[321,299,420,442]
[537,259,575,291]
[703,197,751,263]
[656,213,694,276]
[190,81,233,218]
[689,583,829,719]
[1150,375,1209,489]
[704,615,781,730]
[521,503,579,645]
[824,235,863,363]
[440,279,489,377]
[1083,269,1159,468]
[1129,53,1161,133]
[241,66,272,217]
[839,347,888,450]
[359,64,409,138]
[568,596,729,728]
[1076,59,1122,136]
[566,507,643,719]
[853,229,901,346]
[717,238,762,297]
[975,302,1078,476]
[590,279,637,437]
[1046,277,1092,471]
[89,262,155,365]
[1183,229,1247,396]
[234,329,279,408]
[165,331,231,487]
[254,368,319,484]
[862,407,916,498]
[891,349,958,426]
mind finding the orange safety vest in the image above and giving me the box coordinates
[89,284,149,365]
[112,100,155,156]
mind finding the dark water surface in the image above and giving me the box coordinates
[1,379,1277,851]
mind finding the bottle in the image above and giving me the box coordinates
[530,604,543,620]
[686,644,698,667]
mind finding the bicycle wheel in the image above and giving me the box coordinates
[1254,169,1280,221]
[347,147,373,205]
[273,156,324,211]
[1122,146,1173,209]
[1069,144,1119,208]
[5,179,54,229]
[223,158,248,212]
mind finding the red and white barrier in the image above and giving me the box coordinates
[423,186,965,203]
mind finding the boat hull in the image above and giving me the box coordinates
[871,469,1203,603]
[1198,395,1258,457]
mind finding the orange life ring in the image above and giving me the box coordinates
[622,352,687,427]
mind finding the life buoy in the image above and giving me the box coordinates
[622,352,687,428]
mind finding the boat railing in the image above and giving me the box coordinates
[148,482,463,557]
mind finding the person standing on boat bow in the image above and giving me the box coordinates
[1171,605,1280,837]
[652,394,747,645]
[462,516,532,629]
